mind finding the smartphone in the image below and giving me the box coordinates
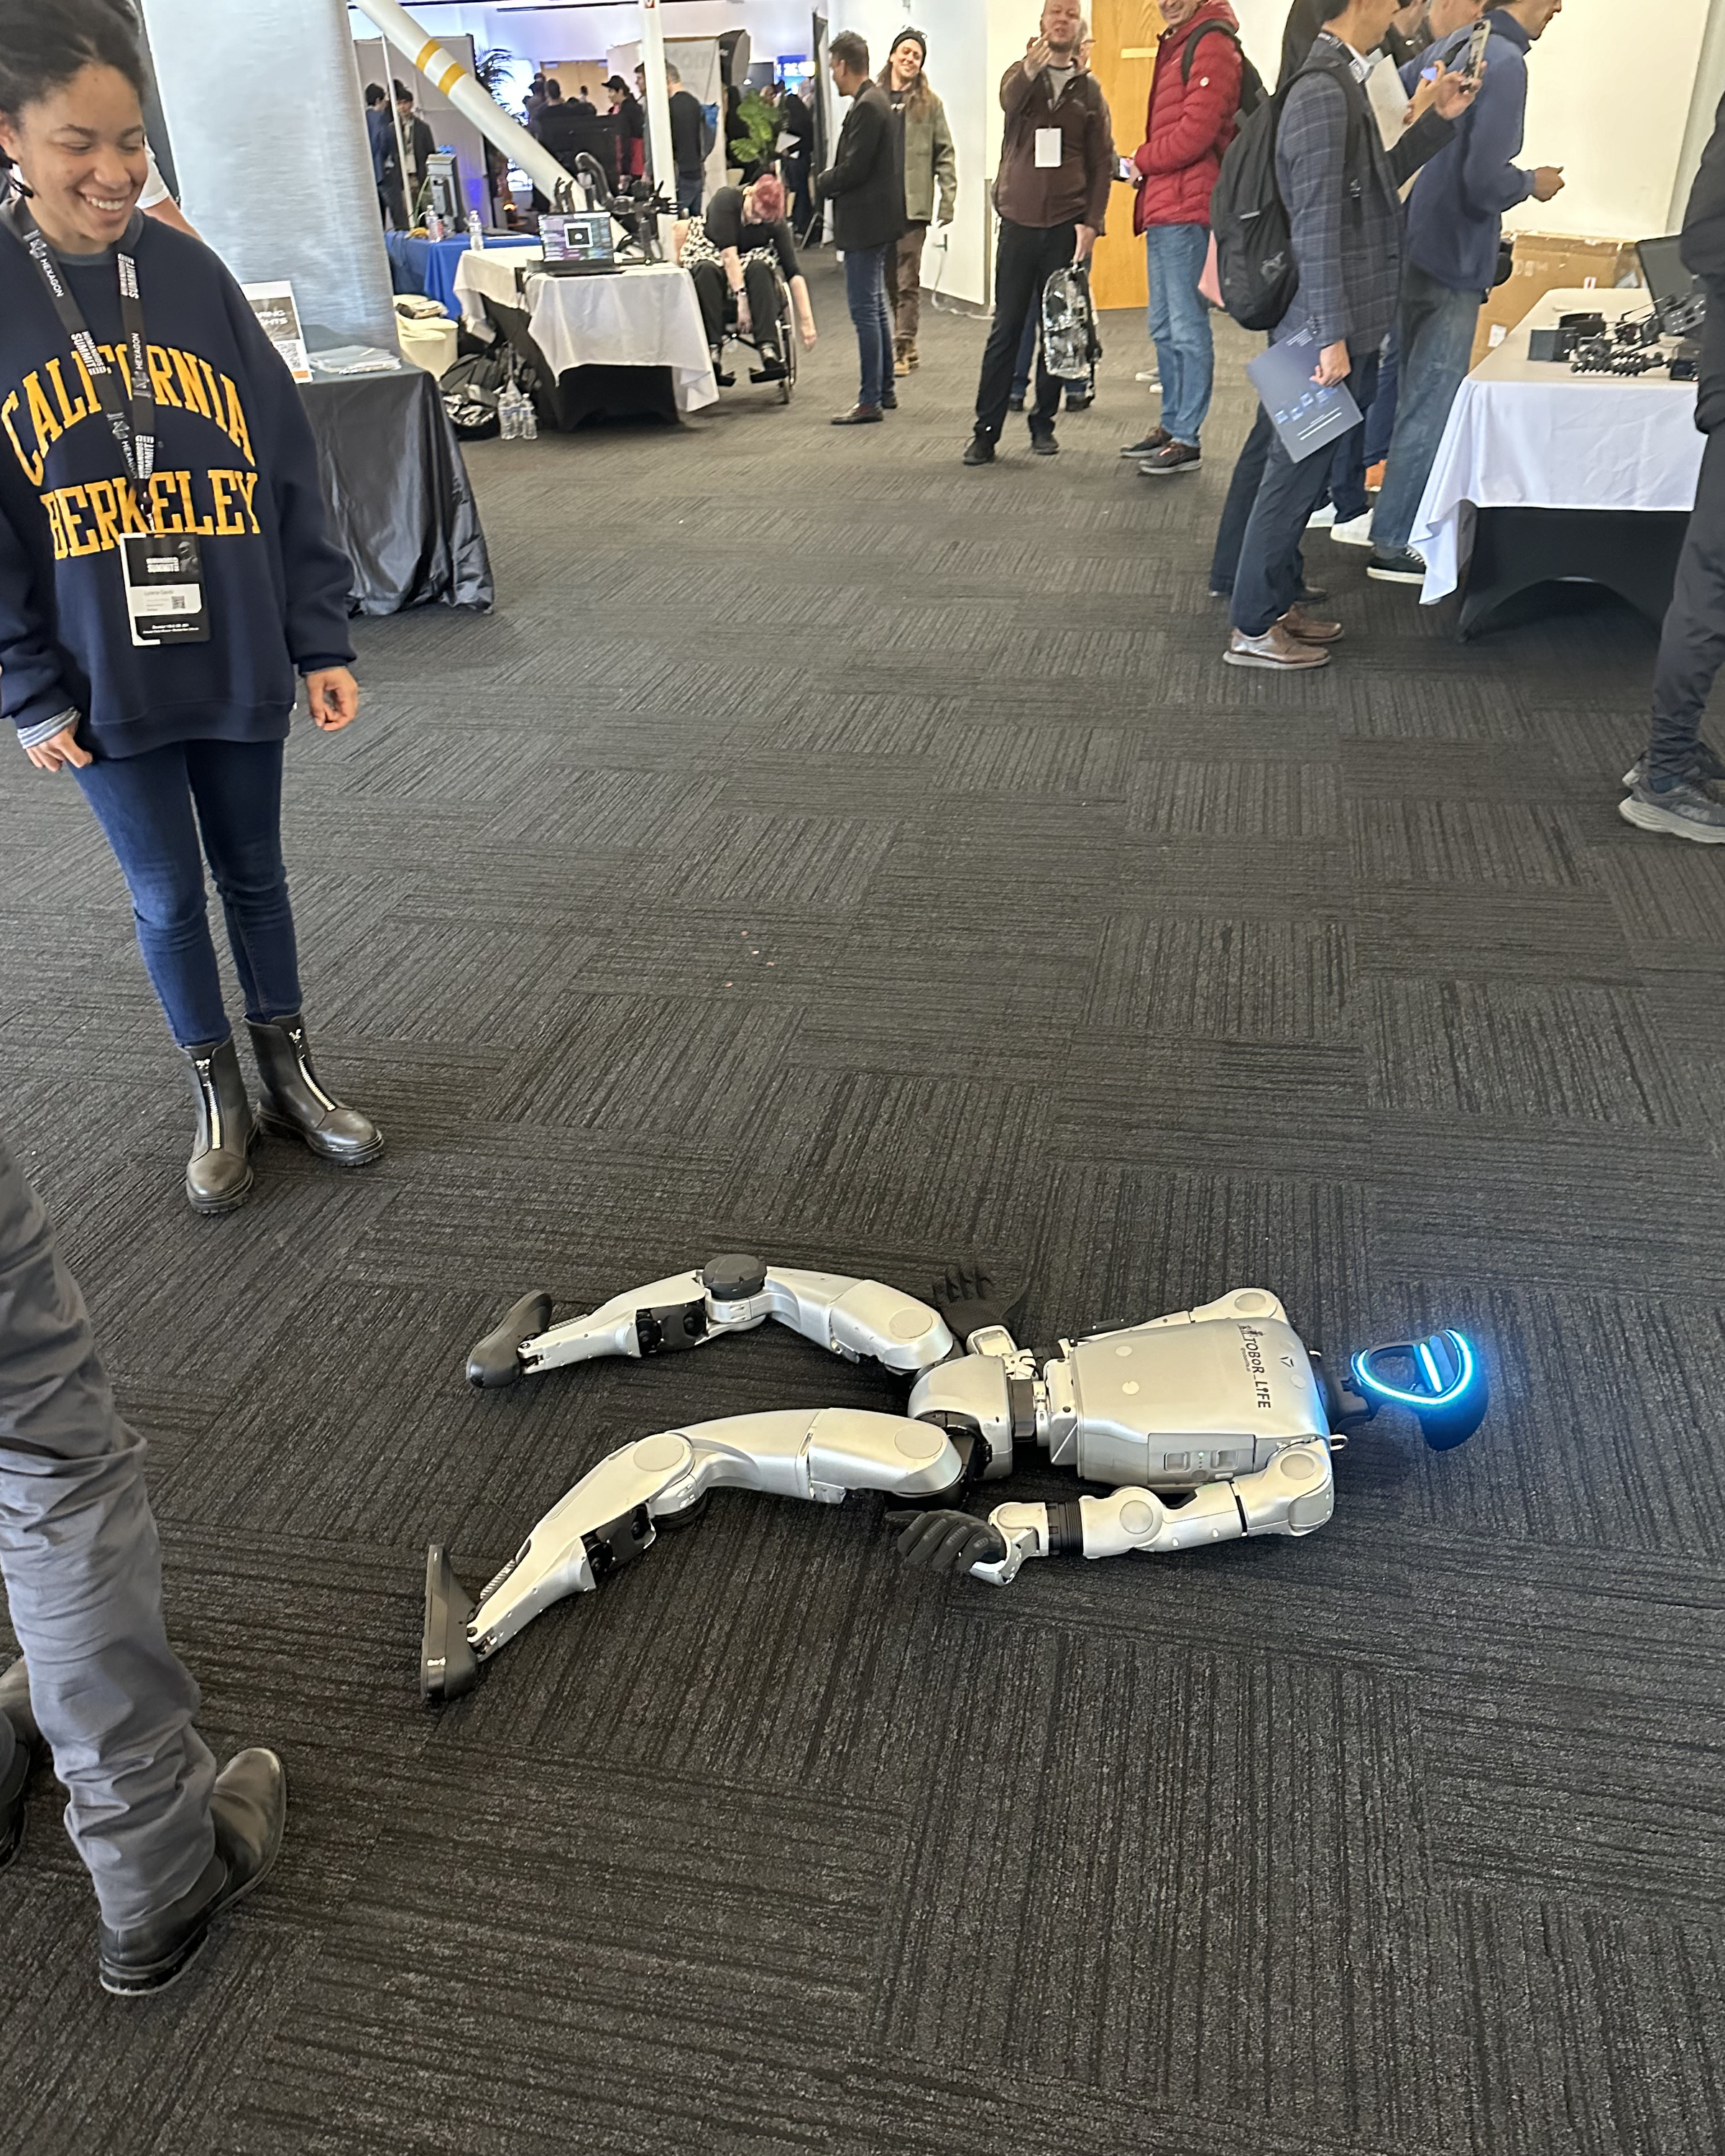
[1461,21,1490,80]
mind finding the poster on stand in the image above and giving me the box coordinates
[241,280,313,382]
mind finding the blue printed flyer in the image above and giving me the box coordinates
[1246,327,1362,464]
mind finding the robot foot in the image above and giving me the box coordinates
[421,1543,481,1703]
[466,1291,553,1389]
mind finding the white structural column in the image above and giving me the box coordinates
[354,0,579,206]
[139,0,397,349]
[638,0,675,193]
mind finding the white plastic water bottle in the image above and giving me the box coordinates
[498,384,519,439]
[519,392,536,441]
[466,210,484,251]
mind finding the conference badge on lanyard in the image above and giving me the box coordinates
[121,530,209,646]
[17,208,210,647]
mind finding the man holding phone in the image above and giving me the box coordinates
[963,0,1113,464]
[1366,0,1566,582]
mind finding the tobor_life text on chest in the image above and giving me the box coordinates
[2,338,254,486]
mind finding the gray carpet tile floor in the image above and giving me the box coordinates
[1,257,1723,2155]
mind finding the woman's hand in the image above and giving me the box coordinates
[800,319,818,351]
[25,724,92,773]
[735,293,753,336]
[305,667,359,732]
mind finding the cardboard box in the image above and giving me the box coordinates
[1468,234,1642,369]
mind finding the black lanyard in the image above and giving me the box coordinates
[9,199,158,530]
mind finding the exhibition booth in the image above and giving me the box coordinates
[130,0,1725,635]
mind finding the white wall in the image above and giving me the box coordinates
[1233,0,1711,245]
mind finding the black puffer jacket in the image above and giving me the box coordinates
[1682,88,1725,434]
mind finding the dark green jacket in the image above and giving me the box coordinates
[898,89,957,226]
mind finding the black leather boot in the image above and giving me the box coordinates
[246,1013,384,1167]
[98,1747,287,1997]
[179,1035,257,1215]
[1,1660,40,1873]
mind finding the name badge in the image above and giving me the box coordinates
[121,533,210,648]
[1034,126,1062,168]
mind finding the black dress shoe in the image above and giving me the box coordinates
[880,389,898,410]
[962,436,995,466]
[0,1661,40,1874]
[247,1014,384,1168]
[831,404,884,425]
[1029,432,1059,457]
[98,1749,287,1998]
[178,1035,257,1215]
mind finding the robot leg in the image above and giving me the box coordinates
[423,1406,972,1702]
[465,1256,953,1388]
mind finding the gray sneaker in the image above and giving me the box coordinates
[1621,742,1725,789]
[1619,775,1725,842]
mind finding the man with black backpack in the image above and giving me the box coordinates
[1123,0,1261,477]
[1218,0,1477,671]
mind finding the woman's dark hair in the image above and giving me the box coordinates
[365,81,387,108]
[0,0,147,121]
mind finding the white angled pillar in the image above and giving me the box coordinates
[139,0,397,351]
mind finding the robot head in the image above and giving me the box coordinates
[1349,1330,1487,1450]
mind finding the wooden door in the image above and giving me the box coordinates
[1088,0,1164,313]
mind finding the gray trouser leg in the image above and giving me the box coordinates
[1648,426,1725,783]
[0,1133,216,1927]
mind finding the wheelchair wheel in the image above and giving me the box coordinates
[772,268,796,404]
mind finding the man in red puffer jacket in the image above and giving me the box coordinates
[1126,0,1243,475]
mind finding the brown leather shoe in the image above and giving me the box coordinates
[1223,623,1332,671]
[1279,604,1344,644]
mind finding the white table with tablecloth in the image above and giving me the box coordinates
[1411,287,1703,624]
[454,247,717,415]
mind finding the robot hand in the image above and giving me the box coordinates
[886,1506,1008,1576]
[466,1254,954,1388]
[927,1264,1024,1358]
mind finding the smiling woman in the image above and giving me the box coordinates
[0,0,386,1217]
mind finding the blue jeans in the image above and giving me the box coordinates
[676,168,704,216]
[1364,331,1399,466]
[842,244,892,410]
[74,737,302,1047]
[1232,351,1378,637]
[1372,264,1482,554]
[1144,222,1214,446]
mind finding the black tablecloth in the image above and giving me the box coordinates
[297,367,493,615]
[1458,506,1690,640]
[479,297,680,430]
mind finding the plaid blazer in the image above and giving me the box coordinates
[1274,37,1453,353]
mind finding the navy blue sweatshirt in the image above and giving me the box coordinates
[0,210,354,760]
[1399,14,1536,296]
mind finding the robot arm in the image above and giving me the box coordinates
[423,1405,972,1701]
[465,1253,954,1388]
[889,1436,1335,1586]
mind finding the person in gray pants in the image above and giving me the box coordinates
[0,1129,287,1995]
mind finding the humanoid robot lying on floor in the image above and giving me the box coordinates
[420,1258,1487,1703]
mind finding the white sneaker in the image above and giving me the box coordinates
[1330,510,1375,546]
[1307,504,1338,530]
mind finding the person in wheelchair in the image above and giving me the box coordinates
[678,174,816,386]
